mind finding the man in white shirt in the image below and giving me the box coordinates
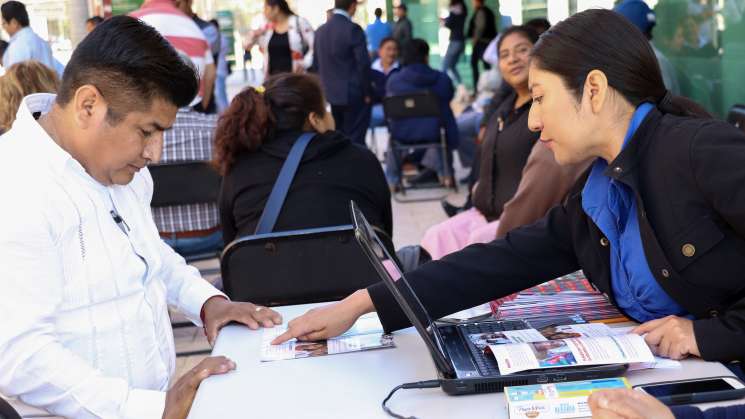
[1,1,55,72]
[0,16,281,419]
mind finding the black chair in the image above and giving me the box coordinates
[221,224,396,307]
[727,104,745,133]
[0,398,21,419]
[383,91,457,202]
[149,162,222,265]
[150,162,222,353]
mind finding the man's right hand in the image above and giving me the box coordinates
[162,356,236,419]
[271,289,375,344]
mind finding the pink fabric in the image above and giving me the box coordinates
[420,208,500,260]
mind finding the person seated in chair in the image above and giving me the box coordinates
[385,38,459,189]
[214,73,393,248]
[369,37,400,130]
[152,100,223,258]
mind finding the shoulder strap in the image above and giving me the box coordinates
[254,132,316,234]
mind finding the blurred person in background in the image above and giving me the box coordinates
[1,1,56,73]
[245,0,314,77]
[0,60,59,134]
[369,37,400,129]
[131,0,217,115]
[313,0,371,146]
[210,18,230,112]
[392,3,412,49]
[441,0,467,86]
[467,0,497,88]
[366,7,392,60]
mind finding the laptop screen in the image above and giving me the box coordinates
[350,201,455,376]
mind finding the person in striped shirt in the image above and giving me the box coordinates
[130,0,216,113]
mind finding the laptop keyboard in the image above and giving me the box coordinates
[460,320,527,377]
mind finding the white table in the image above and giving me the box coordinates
[188,303,742,419]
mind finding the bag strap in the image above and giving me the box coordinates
[254,132,316,234]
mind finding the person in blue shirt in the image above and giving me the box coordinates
[366,8,392,60]
[1,2,54,71]
[385,38,459,188]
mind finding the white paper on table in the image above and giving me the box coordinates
[489,334,655,375]
[609,326,683,370]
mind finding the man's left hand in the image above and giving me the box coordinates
[201,297,282,345]
[632,315,700,360]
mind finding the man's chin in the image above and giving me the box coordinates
[111,171,137,186]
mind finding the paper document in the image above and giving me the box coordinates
[489,334,655,375]
[260,313,394,362]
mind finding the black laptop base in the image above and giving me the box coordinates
[437,323,628,395]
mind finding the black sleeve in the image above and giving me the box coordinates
[367,203,581,332]
[690,122,745,361]
[218,177,237,247]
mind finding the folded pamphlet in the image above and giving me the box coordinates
[260,313,394,362]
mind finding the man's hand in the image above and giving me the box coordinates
[632,315,700,360]
[201,297,282,346]
[588,388,675,419]
[271,289,374,345]
[163,356,236,419]
[476,126,486,144]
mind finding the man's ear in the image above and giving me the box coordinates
[584,69,609,114]
[72,85,107,129]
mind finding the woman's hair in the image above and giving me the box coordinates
[265,0,294,16]
[531,9,711,118]
[496,25,539,53]
[0,60,60,132]
[213,73,326,176]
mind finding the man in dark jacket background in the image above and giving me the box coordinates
[385,38,459,188]
[392,3,413,49]
[467,0,497,87]
[312,0,371,146]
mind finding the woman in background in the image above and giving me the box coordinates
[214,73,392,248]
[0,60,59,134]
[245,0,314,76]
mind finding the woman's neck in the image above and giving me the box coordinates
[381,60,393,71]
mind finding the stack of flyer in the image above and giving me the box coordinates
[491,271,630,324]
[470,322,656,375]
[504,377,630,418]
[260,313,394,362]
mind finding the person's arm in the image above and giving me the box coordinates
[352,24,372,101]
[496,142,591,238]
[0,192,166,418]
[687,122,745,361]
[201,62,216,110]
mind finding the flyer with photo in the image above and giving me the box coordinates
[468,323,616,352]
[505,377,630,418]
[260,313,394,362]
[489,334,655,375]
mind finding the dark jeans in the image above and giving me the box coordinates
[162,230,223,258]
[442,40,465,85]
[471,40,492,89]
[332,100,371,146]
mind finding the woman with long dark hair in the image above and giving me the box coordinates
[275,9,745,366]
[215,73,392,248]
[244,0,314,76]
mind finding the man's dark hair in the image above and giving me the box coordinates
[86,16,103,26]
[334,0,356,11]
[401,38,429,66]
[396,4,407,12]
[374,7,383,18]
[1,1,30,27]
[57,15,199,123]
[524,18,551,35]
